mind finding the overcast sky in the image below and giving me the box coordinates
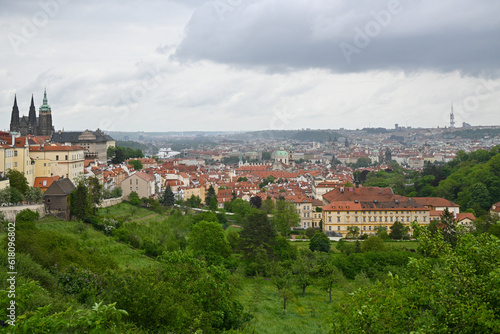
[1,0,499,132]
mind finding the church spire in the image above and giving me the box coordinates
[28,94,37,128]
[39,88,51,114]
[10,95,19,133]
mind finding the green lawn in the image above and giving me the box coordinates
[96,202,166,223]
[37,215,158,270]
[235,277,335,334]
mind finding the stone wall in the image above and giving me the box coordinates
[99,197,123,208]
[0,204,45,222]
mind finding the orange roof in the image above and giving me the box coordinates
[456,213,476,221]
[413,197,460,208]
[30,145,85,152]
[34,176,60,191]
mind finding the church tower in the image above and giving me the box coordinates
[38,89,54,136]
[9,95,19,133]
[28,95,37,135]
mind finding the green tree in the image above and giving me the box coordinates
[374,225,389,239]
[161,184,175,207]
[185,194,202,208]
[273,199,300,237]
[7,169,29,195]
[128,159,143,171]
[261,196,275,214]
[389,221,405,240]
[309,231,331,252]
[128,191,140,206]
[292,249,317,296]
[188,220,231,265]
[317,254,344,303]
[25,187,43,204]
[69,182,92,221]
[346,225,360,239]
[239,210,277,269]
[272,264,295,315]
[440,208,458,246]
[361,235,386,252]
[467,182,491,217]
[205,185,217,207]
[237,176,248,182]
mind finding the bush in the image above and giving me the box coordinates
[309,232,331,252]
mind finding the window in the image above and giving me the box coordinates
[13,162,17,167]
[424,217,427,222]
[44,163,46,167]
[363,217,366,222]
[369,226,372,231]
[363,226,366,231]
[337,226,340,231]
[14,151,18,157]
[328,217,331,222]
[130,187,132,190]
[337,217,340,222]
[329,226,331,231]
[390,217,393,222]
[355,217,358,222]
[65,155,68,160]
[56,155,59,161]
[369,217,372,222]
[385,217,388,222]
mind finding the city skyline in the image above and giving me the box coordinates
[1,0,500,132]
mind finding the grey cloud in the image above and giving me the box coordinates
[174,0,500,75]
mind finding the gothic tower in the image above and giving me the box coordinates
[9,95,19,133]
[38,89,54,136]
[28,95,37,135]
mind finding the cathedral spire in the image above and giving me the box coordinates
[10,95,20,133]
[39,88,51,114]
[28,94,37,128]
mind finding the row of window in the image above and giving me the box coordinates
[328,216,427,223]
[329,210,423,215]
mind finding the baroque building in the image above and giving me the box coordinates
[10,89,54,137]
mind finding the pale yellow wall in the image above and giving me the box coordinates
[34,159,52,178]
[121,174,155,199]
[2,147,35,186]
[29,149,84,182]
[322,209,430,236]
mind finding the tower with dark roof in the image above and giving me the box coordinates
[9,89,54,136]
[9,95,19,133]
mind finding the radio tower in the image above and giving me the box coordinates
[450,103,455,128]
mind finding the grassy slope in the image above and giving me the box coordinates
[236,277,336,334]
[36,215,157,270]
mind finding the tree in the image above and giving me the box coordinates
[467,182,491,217]
[128,159,143,171]
[161,185,175,207]
[440,208,458,246]
[273,199,300,237]
[7,169,29,195]
[292,249,317,296]
[259,175,276,189]
[309,232,330,252]
[188,220,231,265]
[87,177,103,211]
[249,196,262,209]
[374,225,389,239]
[69,182,92,221]
[261,196,274,214]
[237,176,248,182]
[272,264,295,315]
[346,225,360,239]
[389,221,405,240]
[239,211,277,267]
[205,185,217,207]
[355,156,372,168]
[185,195,201,208]
[0,187,11,204]
[128,191,140,206]
[25,187,43,204]
[317,254,344,303]
[361,236,386,252]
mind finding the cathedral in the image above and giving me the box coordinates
[10,89,54,136]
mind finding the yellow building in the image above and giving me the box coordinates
[0,143,35,186]
[29,145,85,182]
[322,199,431,237]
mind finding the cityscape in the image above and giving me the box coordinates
[1,1,500,333]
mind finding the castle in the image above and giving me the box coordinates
[10,89,54,136]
